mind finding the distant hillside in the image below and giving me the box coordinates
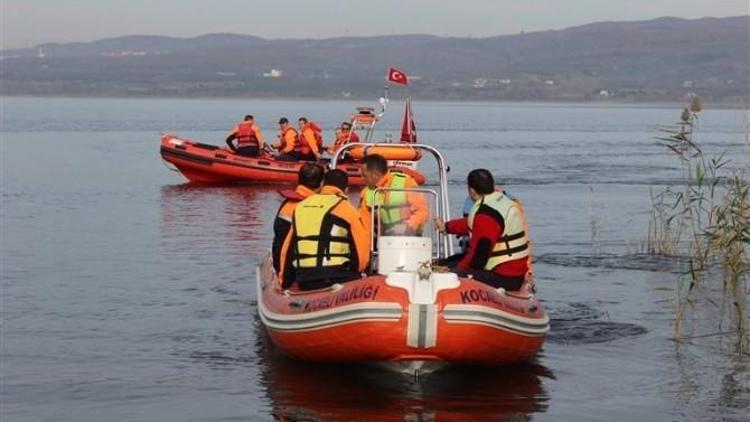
[2,16,748,102]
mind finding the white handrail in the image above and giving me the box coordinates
[332,143,453,257]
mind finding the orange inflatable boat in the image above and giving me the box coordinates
[257,257,548,374]
[159,135,426,186]
[257,144,548,375]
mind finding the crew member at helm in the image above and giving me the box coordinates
[327,121,360,155]
[225,115,264,157]
[359,154,428,237]
[279,170,370,290]
[434,169,531,291]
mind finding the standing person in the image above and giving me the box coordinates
[279,169,370,290]
[297,117,323,161]
[226,115,264,157]
[359,154,428,236]
[327,121,360,155]
[274,117,300,161]
[434,169,530,291]
[272,163,325,273]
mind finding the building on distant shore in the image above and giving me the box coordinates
[263,69,283,78]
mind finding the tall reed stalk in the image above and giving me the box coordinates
[648,97,749,352]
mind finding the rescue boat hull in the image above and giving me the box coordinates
[256,254,548,370]
[160,135,426,186]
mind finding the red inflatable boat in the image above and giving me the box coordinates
[160,135,426,186]
[257,144,548,375]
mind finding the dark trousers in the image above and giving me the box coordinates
[236,146,259,157]
[440,253,525,291]
[276,152,299,161]
[298,153,317,162]
[294,267,362,291]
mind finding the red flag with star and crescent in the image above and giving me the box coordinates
[387,67,408,85]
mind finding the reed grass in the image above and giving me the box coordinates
[647,97,749,352]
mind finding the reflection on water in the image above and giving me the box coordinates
[666,284,750,420]
[547,302,648,345]
[160,184,279,258]
[254,319,552,421]
[669,344,750,420]
[535,253,689,273]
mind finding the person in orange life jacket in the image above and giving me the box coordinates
[272,163,325,274]
[226,115,264,157]
[273,117,300,161]
[359,154,428,236]
[279,169,370,291]
[434,169,531,291]
[327,121,360,156]
[297,117,322,161]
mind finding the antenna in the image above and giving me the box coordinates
[378,85,390,117]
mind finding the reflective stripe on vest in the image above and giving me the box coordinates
[292,194,351,269]
[467,191,530,269]
[237,122,258,147]
[363,172,409,226]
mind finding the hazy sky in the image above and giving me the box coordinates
[2,0,748,49]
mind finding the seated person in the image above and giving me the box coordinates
[327,121,360,157]
[225,115,264,157]
[279,170,370,290]
[273,117,300,161]
[297,117,323,161]
[272,163,325,274]
[434,169,530,291]
[358,154,428,237]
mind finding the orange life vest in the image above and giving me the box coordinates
[281,126,299,152]
[237,121,258,148]
[336,131,350,145]
[298,122,323,154]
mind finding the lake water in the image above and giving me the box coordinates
[2,97,749,421]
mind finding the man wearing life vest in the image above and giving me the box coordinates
[327,121,360,155]
[272,163,325,274]
[279,169,370,290]
[359,154,429,236]
[434,169,530,291]
[297,117,323,161]
[274,117,300,161]
[225,115,264,157]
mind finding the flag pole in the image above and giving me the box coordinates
[405,73,414,143]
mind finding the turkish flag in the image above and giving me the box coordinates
[387,67,408,85]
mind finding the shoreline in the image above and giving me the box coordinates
[3,94,748,110]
